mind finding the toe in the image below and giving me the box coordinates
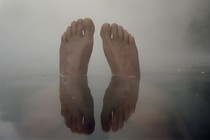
[129,34,136,46]
[76,19,84,37]
[71,21,77,36]
[66,26,72,41]
[83,18,95,36]
[83,114,95,134]
[123,30,129,43]
[61,32,67,42]
[101,109,112,132]
[111,23,119,39]
[117,112,124,130]
[65,115,72,128]
[71,116,79,133]
[100,23,111,40]
[125,106,131,121]
[111,111,118,131]
[118,25,124,40]
[75,116,83,133]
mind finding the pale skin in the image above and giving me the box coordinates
[100,23,140,77]
[60,18,94,76]
[59,18,140,134]
[60,18,140,77]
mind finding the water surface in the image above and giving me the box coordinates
[1,65,210,139]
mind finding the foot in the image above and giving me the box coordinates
[100,23,140,77]
[101,76,140,132]
[60,18,95,76]
[59,76,95,134]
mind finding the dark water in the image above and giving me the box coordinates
[0,66,210,140]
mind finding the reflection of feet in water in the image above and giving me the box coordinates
[59,18,95,134]
[101,76,140,132]
[59,76,95,134]
[100,23,140,77]
[60,76,95,134]
[60,18,94,76]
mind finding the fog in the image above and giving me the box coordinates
[0,0,210,76]
[0,1,210,139]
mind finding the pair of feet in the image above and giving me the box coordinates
[59,18,140,134]
[60,18,140,77]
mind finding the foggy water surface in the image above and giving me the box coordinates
[0,0,210,139]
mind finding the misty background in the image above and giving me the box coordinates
[0,1,210,139]
[0,0,210,76]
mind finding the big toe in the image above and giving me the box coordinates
[83,18,95,36]
[83,114,95,134]
[100,23,111,40]
[101,110,112,132]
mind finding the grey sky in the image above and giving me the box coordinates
[0,0,210,75]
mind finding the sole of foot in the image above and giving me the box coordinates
[100,23,140,77]
[60,18,95,76]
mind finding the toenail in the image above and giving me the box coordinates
[77,19,83,22]
[71,21,77,25]
[111,23,118,27]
